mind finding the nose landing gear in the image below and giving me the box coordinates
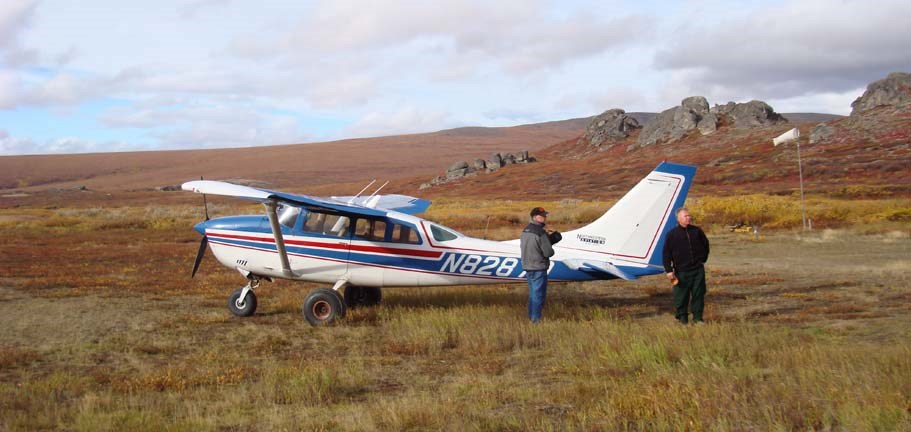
[228,277,261,317]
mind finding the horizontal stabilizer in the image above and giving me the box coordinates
[564,259,642,280]
[331,194,432,214]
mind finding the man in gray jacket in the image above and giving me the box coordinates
[520,207,561,322]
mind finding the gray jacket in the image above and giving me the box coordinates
[520,221,554,271]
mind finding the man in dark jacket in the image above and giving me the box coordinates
[662,208,710,324]
[520,207,561,322]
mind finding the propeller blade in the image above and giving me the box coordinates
[192,235,208,278]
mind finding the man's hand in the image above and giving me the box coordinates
[547,230,562,245]
[666,272,675,281]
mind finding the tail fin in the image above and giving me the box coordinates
[560,162,696,268]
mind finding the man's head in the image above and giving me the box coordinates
[530,207,548,223]
[676,208,692,227]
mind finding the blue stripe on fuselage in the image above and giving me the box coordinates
[208,234,645,282]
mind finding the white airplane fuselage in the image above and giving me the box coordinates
[196,162,694,288]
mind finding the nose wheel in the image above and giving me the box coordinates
[303,288,347,326]
[227,278,260,317]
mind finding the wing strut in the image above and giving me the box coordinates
[264,201,294,277]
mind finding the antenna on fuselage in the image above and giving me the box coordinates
[364,181,389,208]
[349,179,377,204]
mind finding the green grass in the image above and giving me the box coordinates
[1,199,910,430]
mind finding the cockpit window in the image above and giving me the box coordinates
[430,224,459,242]
[277,205,301,228]
[301,211,349,237]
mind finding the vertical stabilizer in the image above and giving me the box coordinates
[560,162,696,267]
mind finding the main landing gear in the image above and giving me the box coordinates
[302,288,346,326]
[300,284,383,326]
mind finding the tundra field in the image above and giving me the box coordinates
[1,196,910,431]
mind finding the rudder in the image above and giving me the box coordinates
[560,162,696,267]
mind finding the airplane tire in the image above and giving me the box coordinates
[303,288,346,326]
[343,286,382,308]
[228,288,258,317]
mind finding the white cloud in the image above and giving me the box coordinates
[0,129,134,155]
[654,0,911,103]
[0,129,36,155]
[0,0,39,66]
[343,106,454,138]
[233,0,651,78]
[557,86,652,115]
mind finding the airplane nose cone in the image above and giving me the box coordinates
[193,221,209,235]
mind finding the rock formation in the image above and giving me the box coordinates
[809,123,835,144]
[633,97,786,149]
[421,151,536,189]
[635,96,714,148]
[712,100,786,128]
[578,109,641,149]
[850,72,911,115]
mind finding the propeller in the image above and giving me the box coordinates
[191,235,208,278]
[192,175,211,278]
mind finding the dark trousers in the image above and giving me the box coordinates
[673,267,706,323]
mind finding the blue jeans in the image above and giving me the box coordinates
[526,270,548,322]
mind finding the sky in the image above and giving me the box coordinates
[1,0,909,155]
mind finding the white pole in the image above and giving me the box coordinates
[796,140,807,230]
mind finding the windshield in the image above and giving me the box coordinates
[430,224,459,242]
[277,205,301,228]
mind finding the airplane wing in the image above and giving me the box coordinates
[181,180,387,217]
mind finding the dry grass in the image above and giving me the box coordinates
[1,200,910,431]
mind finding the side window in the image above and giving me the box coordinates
[355,218,387,241]
[391,223,421,244]
[302,212,349,237]
[430,224,458,242]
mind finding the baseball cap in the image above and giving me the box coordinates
[530,207,548,217]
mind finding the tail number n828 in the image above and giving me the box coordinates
[439,254,519,277]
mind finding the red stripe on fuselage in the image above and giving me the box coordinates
[207,231,443,258]
[208,239,527,282]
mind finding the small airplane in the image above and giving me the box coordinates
[183,161,696,325]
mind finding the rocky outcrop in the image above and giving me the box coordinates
[636,96,714,148]
[850,72,911,115]
[633,97,786,149]
[712,100,786,128]
[446,161,470,179]
[579,109,641,149]
[809,123,835,144]
[421,151,536,189]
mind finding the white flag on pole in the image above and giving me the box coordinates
[773,128,800,146]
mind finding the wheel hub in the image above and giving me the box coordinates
[312,300,331,320]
